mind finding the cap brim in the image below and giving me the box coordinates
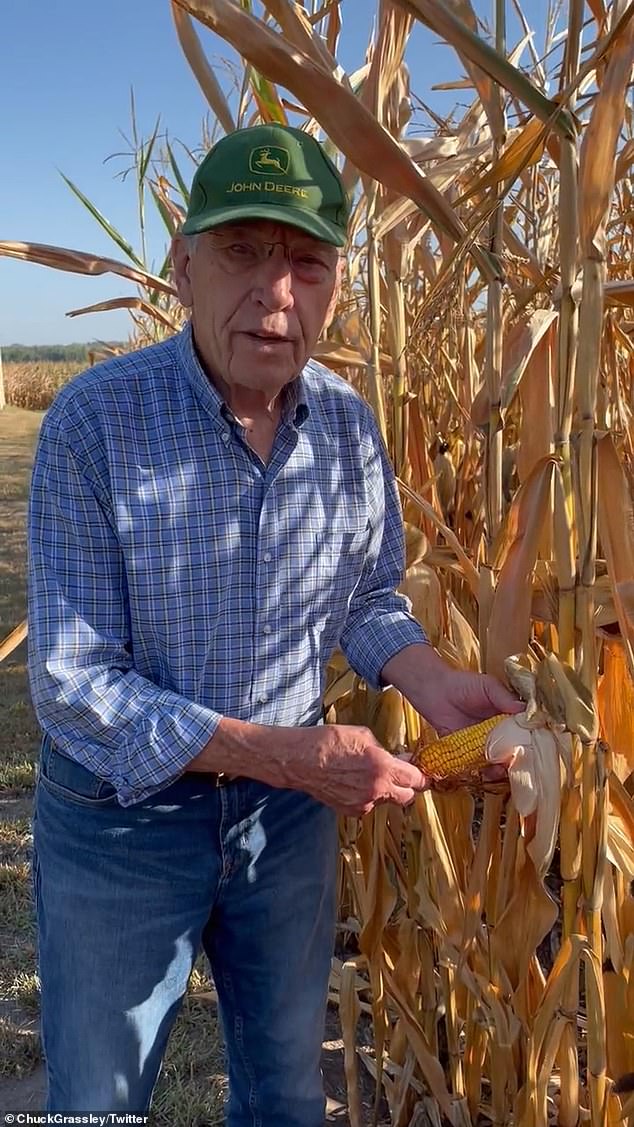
[181,203,346,247]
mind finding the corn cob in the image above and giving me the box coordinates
[414,714,508,779]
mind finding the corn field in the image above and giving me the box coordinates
[1,1,634,1124]
[2,362,84,411]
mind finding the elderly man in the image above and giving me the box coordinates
[28,124,517,1125]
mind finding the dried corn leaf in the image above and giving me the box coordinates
[0,240,176,295]
[447,596,480,672]
[369,686,407,752]
[358,807,398,960]
[393,0,575,139]
[597,435,634,679]
[404,523,430,569]
[607,775,634,881]
[460,792,504,952]
[383,964,454,1116]
[0,619,27,664]
[604,279,634,307]
[603,964,634,1086]
[66,296,180,332]
[399,562,444,646]
[602,861,625,973]
[311,341,376,368]
[598,639,634,775]
[578,14,634,252]
[487,458,557,683]
[471,310,558,425]
[398,480,480,598]
[170,3,236,133]
[262,0,344,77]
[515,331,556,498]
[458,117,548,204]
[418,791,466,947]
[537,653,597,743]
[527,935,591,1098]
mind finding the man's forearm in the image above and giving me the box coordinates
[381,643,449,718]
[187,716,300,788]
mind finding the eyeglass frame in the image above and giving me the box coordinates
[199,227,345,284]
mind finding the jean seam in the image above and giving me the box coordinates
[218,786,232,885]
[31,835,42,982]
[217,788,259,1125]
[222,968,261,1127]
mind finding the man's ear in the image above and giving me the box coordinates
[171,233,194,309]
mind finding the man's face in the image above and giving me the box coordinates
[172,219,342,402]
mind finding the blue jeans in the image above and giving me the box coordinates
[32,738,339,1126]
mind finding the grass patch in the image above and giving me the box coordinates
[0,1016,42,1078]
[0,409,42,801]
[0,816,32,855]
[150,996,227,1127]
[4,972,41,1013]
[0,410,41,1028]
[0,860,32,915]
[0,805,37,1008]
[0,763,37,794]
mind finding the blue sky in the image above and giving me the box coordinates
[1,0,550,345]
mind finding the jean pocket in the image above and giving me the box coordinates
[38,735,119,808]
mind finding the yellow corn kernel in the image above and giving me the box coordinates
[414,714,507,779]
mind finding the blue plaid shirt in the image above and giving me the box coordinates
[28,322,427,805]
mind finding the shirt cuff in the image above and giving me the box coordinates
[112,700,222,806]
[341,611,429,691]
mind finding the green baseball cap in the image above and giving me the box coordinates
[181,124,350,247]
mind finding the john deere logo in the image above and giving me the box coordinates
[249,146,290,176]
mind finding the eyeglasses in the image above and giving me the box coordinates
[204,232,342,284]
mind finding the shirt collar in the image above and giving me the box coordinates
[176,320,310,430]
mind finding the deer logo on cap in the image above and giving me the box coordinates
[249,146,290,176]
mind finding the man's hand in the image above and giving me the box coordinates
[291,724,428,817]
[415,667,523,736]
[382,644,523,735]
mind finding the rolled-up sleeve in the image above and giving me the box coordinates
[339,412,428,688]
[27,412,221,806]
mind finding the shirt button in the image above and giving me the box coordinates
[263,552,272,563]
[220,431,230,443]
[258,693,268,704]
[263,624,272,635]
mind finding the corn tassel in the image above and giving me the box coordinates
[414,714,508,779]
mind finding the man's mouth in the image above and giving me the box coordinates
[243,331,292,343]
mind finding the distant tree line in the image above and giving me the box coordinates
[1,343,123,363]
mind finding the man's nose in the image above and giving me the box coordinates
[253,249,295,310]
